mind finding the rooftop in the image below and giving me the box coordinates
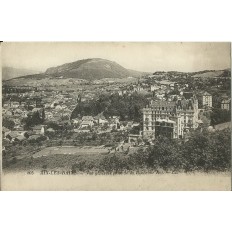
[82,116,94,121]
[202,91,212,96]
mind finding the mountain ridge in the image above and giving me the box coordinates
[2,67,41,81]
[44,58,147,80]
[3,58,230,84]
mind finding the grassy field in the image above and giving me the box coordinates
[32,146,110,158]
[4,145,139,172]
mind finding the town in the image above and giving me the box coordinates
[2,68,231,173]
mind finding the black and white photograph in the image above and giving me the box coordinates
[1,1,232,232]
[1,42,231,190]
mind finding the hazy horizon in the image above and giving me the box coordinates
[1,42,231,73]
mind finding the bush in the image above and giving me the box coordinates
[66,129,231,175]
[182,129,231,172]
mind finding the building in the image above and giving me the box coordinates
[154,118,176,139]
[128,134,143,144]
[221,99,231,110]
[108,116,120,129]
[32,125,47,135]
[5,131,28,142]
[142,93,198,139]
[202,91,212,108]
[80,116,94,128]
[150,85,159,92]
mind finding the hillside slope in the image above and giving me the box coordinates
[192,69,231,78]
[45,58,145,80]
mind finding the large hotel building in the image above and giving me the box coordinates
[142,93,199,139]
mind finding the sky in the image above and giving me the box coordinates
[1,42,231,72]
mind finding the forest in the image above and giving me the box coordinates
[71,92,149,122]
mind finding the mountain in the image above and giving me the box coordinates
[2,67,40,81]
[45,58,146,80]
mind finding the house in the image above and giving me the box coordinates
[45,112,54,120]
[119,124,126,130]
[6,131,24,142]
[108,116,120,129]
[94,114,108,125]
[13,108,23,116]
[32,125,47,135]
[156,94,165,99]
[47,128,55,133]
[11,101,20,108]
[55,105,63,111]
[221,99,231,110]
[170,83,175,88]
[21,110,29,118]
[28,134,43,141]
[118,90,123,96]
[44,103,51,109]
[72,118,80,125]
[159,80,173,88]
[61,112,71,120]
[80,121,93,128]
[14,125,24,131]
[81,116,94,128]
[14,135,26,142]
[98,117,108,125]
[3,101,11,108]
[82,116,94,121]
[127,121,134,129]
[202,91,212,108]
[128,134,142,144]
[21,102,26,107]
[109,116,120,123]
[150,85,160,92]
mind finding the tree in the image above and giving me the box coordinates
[210,108,231,126]
[129,125,141,135]
[24,111,44,129]
[147,136,182,172]
[41,108,45,122]
[71,93,148,122]
[2,118,15,130]
[45,121,60,130]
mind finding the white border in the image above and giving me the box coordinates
[0,0,231,232]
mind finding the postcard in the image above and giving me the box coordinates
[1,42,231,190]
